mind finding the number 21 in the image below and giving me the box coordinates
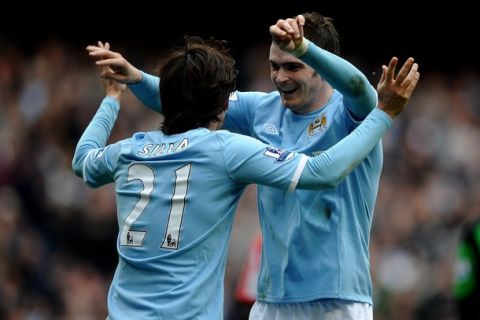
[120,163,191,250]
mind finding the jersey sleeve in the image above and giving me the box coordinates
[128,71,162,113]
[219,132,308,191]
[300,39,377,120]
[220,108,391,191]
[298,108,392,189]
[223,91,266,135]
[81,142,123,187]
[71,96,122,188]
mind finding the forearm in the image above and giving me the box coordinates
[299,39,377,118]
[128,71,162,112]
[72,97,120,177]
[298,108,391,189]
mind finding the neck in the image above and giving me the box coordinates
[313,86,334,111]
[295,85,333,115]
[207,120,220,131]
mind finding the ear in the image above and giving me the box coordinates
[218,110,227,121]
[216,111,226,130]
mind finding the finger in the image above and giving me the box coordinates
[105,42,110,50]
[100,70,122,81]
[286,18,300,38]
[89,49,121,59]
[296,14,305,27]
[102,64,115,74]
[394,57,414,86]
[407,71,420,94]
[402,64,420,96]
[86,46,109,54]
[401,62,418,87]
[297,15,304,39]
[278,18,296,37]
[86,45,102,52]
[385,57,398,82]
[100,70,112,79]
[87,47,107,55]
[270,25,288,37]
[404,74,420,98]
[95,58,124,68]
[378,65,387,87]
[275,19,289,32]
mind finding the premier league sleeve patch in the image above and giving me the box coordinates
[263,146,294,162]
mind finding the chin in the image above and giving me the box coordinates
[282,99,297,109]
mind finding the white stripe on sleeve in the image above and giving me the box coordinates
[288,155,309,192]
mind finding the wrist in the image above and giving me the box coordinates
[290,37,309,57]
[376,104,395,121]
[131,69,143,84]
[105,94,121,102]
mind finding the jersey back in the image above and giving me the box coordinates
[82,128,303,319]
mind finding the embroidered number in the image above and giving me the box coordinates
[120,163,192,250]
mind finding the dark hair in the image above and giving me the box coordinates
[159,36,236,134]
[301,12,340,55]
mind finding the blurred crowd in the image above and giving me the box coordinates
[0,39,478,320]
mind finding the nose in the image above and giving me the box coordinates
[275,68,289,83]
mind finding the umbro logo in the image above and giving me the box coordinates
[264,124,278,135]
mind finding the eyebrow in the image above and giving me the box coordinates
[269,61,305,67]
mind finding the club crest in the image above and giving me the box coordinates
[308,113,327,136]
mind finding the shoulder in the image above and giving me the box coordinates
[231,91,280,108]
[215,130,263,146]
[114,131,155,156]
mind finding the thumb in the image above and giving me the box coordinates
[101,70,116,80]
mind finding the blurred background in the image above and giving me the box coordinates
[0,1,478,319]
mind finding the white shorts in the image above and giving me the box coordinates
[249,299,373,320]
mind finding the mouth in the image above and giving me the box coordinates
[279,86,297,95]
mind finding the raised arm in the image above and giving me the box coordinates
[270,15,377,119]
[86,43,162,112]
[72,77,126,179]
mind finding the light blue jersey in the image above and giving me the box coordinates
[73,93,390,318]
[73,97,304,320]
[223,43,380,304]
[128,40,382,306]
[225,89,380,303]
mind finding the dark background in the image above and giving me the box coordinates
[1,1,476,74]
[0,2,477,319]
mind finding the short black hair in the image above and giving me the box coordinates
[159,36,236,134]
[302,12,340,55]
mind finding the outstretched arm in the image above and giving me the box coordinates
[228,57,419,190]
[270,15,377,120]
[298,56,420,189]
[86,43,162,112]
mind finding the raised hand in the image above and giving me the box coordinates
[86,42,142,84]
[377,57,420,119]
[269,15,305,53]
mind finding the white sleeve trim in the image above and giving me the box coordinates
[287,154,309,192]
[82,149,96,183]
